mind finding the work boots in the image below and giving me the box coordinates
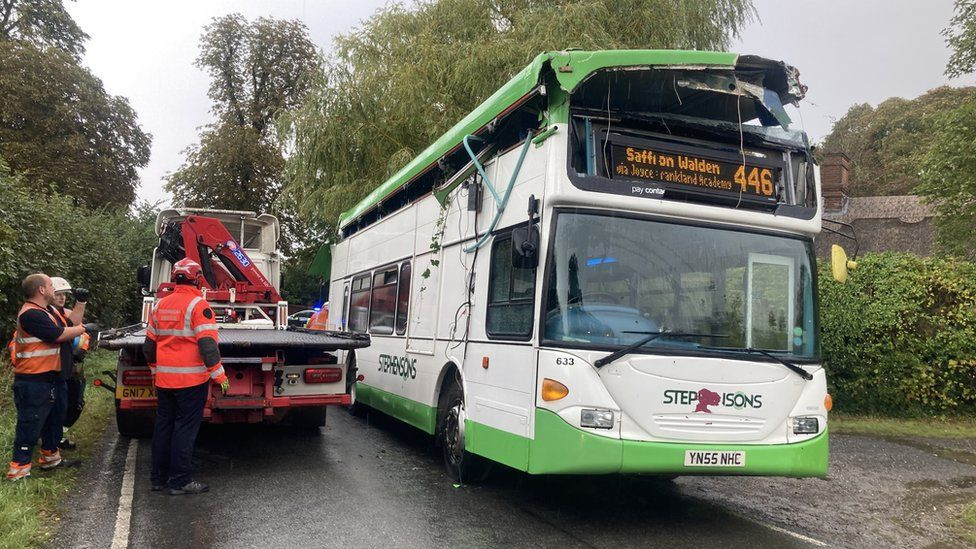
[169,480,210,496]
[37,449,82,470]
[6,461,31,481]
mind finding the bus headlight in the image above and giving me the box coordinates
[581,409,614,429]
[792,416,819,434]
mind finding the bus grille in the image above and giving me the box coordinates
[652,414,765,435]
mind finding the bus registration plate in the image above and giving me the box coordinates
[684,450,745,467]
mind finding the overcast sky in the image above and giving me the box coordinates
[66,0,975,206]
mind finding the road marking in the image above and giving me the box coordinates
[758,520,828,547]
[721,506,827,547]
[110,438,138,549]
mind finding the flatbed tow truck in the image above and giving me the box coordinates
[97,208,368,437]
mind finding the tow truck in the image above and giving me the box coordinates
[98,208,368,437]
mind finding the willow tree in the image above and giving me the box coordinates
[280,0,756,227]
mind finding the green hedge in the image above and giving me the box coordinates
[820,252,976,416]
[0,159,157,340]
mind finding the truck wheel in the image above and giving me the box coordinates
[115,400,154,438]
[346,354,365,417]
[437,375,491,483]
[289,406,327,429]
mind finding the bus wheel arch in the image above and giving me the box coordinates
[435,362,490,482]
[434,361,462,405]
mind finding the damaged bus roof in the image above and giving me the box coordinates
[338,49,807,229]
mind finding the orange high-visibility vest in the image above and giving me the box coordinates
[305,308,329,331]
[146,285,226,389]
[12,302,62,375]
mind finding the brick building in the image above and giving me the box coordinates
[815,153,936,258]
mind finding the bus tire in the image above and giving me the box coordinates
[346,353,365,417]
[115,400,154,439]
[437,376,491,483]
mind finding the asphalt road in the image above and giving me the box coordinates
[53,409,821,549]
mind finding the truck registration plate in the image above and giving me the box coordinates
[116,386,156,399]
[684,450,745,467]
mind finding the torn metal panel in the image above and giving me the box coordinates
[606,111,810,151]
[673,72,792,127]
[735,55,807,105]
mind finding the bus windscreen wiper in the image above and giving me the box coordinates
[594,331,726,368]
[698,345,813,381]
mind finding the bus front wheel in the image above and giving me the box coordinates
[437,376,491,483]
[346,353,365,417]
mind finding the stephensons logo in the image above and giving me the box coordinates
[663,388,763,413]
[378,354,417,380]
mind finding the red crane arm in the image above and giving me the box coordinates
[160,215,282,305]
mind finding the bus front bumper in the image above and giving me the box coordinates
[467,409,829,477]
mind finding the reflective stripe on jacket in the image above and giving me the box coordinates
[146,285,226,389]
[13,302,62,375]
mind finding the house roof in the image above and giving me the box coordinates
[825,195,935,224]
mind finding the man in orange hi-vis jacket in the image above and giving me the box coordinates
[143,258,229,496]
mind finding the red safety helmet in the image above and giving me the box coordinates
[171,258,202,285]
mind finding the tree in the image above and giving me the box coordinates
[819,86,976,196]
[165,14,319,218]
[0,0,87,57]
[0,157,160,337]
[0,0,151,209]
[945,0,976,78]
[0,41,152,209]
[279,0,756,226]
[914,1,976,259]
[166,123,283,212]
[915,97,976,260]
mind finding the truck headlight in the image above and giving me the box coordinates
[581,409,614,429]
[792,416,819,434]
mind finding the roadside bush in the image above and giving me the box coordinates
[820,252,976,416]
[0,159,157,340]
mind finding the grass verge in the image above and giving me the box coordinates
[0,351,114,549]
[829,412,976,439]
[952,500,976,545]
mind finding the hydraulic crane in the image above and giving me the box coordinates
[98,209,369,436]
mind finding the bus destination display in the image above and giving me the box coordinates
[609,143,780,203]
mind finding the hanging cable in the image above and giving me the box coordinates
[461,132,534,253]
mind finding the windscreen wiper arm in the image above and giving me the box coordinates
[594,331,726,368]
[698,345,813,381]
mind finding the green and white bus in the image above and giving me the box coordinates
[328,50,834,480]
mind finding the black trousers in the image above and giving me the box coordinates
[63,374,86,428]
[11,379,64,464]
[151,381,208,488]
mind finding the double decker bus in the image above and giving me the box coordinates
[328,50,833,480]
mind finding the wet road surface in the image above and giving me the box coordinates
[54,409,820,548]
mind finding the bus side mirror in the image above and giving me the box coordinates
[512,226,540,270]
[136,265,151,287]
[830,244,856,284]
